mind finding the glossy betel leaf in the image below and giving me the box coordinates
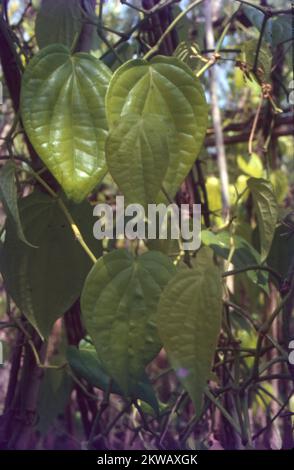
[105,56,208,198]
[106,113,175,207]
[21,45,111,202]
[67,342,159,414]
[81,249,175,395]
[0,191,102,338]
[35,0,83,50]
[247,177,278,262]
[201,229,268,292]
[0,161,33,246]
[157,248,222,415]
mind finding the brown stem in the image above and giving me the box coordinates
[7,332,47,449]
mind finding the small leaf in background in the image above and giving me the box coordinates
[242,5,292,47]
[270,170,289,205]
[240,40,272,82]
[105,56,208,198]
[67,342,159,415]
[0,161,33,247]
[237,153,263,178]
[106,113,175,207]
[201,229,269,292]
[35,0,83,49]
[271,15,292,47]
[235,175,249,201]
[157,248,222,416]
[229,175,249,206]
[206,176,249,222]
[206,176,222,214]
[0,191,102,338]
[247,177,278,262]
[81,249,175,395]
[21,45,111,202]
[242,5,272,44]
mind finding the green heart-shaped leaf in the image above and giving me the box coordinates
[105,56,208,198]
[157,248,222,416]
[81,249,175,395]
[21,45,111,202]
[0,191,102,338]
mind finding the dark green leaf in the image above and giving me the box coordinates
[242,5,272,43]
[267,222,294,285]
[0,161,32,246]
[271,15,292,46]
[0,191,102,338]
[37,368,72,435]
[67,342,159,414]
[247,177,278,262]
[35,0,83,49]
[242,6,292,46]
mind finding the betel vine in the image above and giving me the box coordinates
[0,0,293,451]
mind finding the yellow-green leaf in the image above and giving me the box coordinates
[270,170,289,204]
[237,153,263,178]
